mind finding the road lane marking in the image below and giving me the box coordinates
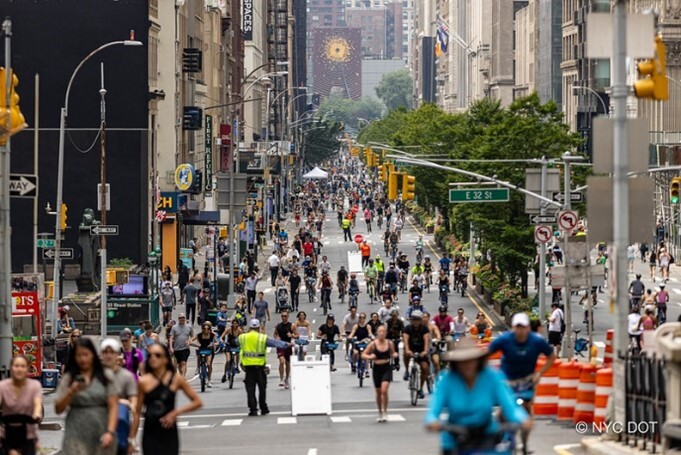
[278,417,297,424]
[386,414,406,422]
[221,419,243,426]
[308,449,318,455]
[177,421,189,427]
[554,443,582,455]
[330,416,352,423]
[674,289,681,295]
[593,341,605,348]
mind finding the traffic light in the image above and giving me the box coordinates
[671,177,681,204]
[388,172,399,200]
[634,35,668,100]
[378,165,385,181]
[402,174,416,200]
[60,203,68,230]
[0,67,27,146]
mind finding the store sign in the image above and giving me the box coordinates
[243,0,253,41]
[174,164,196,192]
[205,115,213,195]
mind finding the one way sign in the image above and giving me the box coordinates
[9,174,37,198]
[42,248,74,260]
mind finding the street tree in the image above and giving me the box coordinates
[375,70,413,111]
[318,93,385,130]
[301,120,343,166]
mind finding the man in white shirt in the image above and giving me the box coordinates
[318,255,332,275]
[267,252,281,286]
[286,245,300,261]
[547,302,564,356]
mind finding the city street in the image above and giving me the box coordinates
[38,207,587,454]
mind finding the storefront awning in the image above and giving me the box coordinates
[182,211,220,225]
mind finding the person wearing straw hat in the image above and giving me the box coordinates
[425,337,531,455]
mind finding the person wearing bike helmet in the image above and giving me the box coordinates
[402,310,430,398]
[318,314,342,371]
[348,273,360,298]
[406,295,425,320]
[425,338,531,455]
[384,263,399,299]
[432,306,454,338]
[409,279,423,303]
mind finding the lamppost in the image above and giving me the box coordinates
[148,247,161,327]
[51,36,142,339]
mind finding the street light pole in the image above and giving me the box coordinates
[99,63,108,337]
[538,157,548,321]
[50,37,142,340]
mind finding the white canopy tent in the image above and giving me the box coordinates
[302,167,329,179]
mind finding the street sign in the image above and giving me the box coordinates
[36,239,55,248]
[558,210,579,231]
[42,248,74,260]
[552,192,584,203]
[90,225,119,236]
[9,174,37,198]
[449,188,510,203]
[534,226,552,244]
[531,215,557,225]
[354,234,364,244]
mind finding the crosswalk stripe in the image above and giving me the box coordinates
[221,419,243,426]
[670,277,679,283]
[674,289,681,295]
[330,416,352,423]
[593,341,606,348]
[278,417,297,424]
[386,414,406,422]
[177,421,189,428]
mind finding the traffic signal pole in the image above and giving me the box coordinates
[0,18,13,376]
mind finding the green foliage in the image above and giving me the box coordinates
[302,121,343,166]
[109,257,134,269]
[318,94,385,130]
[375,70,413,111]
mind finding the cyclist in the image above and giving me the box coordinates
[423,255,434,292]
[318,314,342,372]
[384,263,399,300]
[378,298,395,323]
[190,321,217,388]
[432,306,454,338]
[318,255,332,275]
[656,284,669,324]
[394,216,404,240]
[368,312,383,335]
[409,280,423,304]
[436,270,450,299]
[386,309,405,371]
[423,311,444,375]
[317,270,334,311]
[411,261,425,285]
[375,255,385,292]
[348,273,361,307]
[292,311,312,360]
[273,311,294,388]
[337,265,348,299]
[364,259,379,303]
[425,338,531,455]
[629,273,645,308]
[389,230,399,254]
[362,325,399,422]
[402,310,430,398]
[487,313,556,454]
[220,319,242,383]
[439,252,452,283]
[452,308,471,339]
[342,307,360,361]
[348,313,375,375]
[383,229,391,255]
[415,235,424,261]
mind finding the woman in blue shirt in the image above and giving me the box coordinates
[425,338,531,455]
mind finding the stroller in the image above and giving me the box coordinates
[276,286,291,313]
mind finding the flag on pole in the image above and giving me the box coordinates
[435,15,450,56]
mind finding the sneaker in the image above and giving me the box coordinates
[330,367,337,372]
[418,389,425,399]
[279,381,285,387]
[351,365,356,373]
[284,379,290,389]
[403,372,409,381]
[377,414,384,423]
[221,374,227,383]
[207,381,212,388]
[261,408,270,415]
[248,410,258,416]
[365,371,370,378]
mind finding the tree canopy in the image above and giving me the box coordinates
[375,70,413,111]
[318,94,385,131]
[301,120,343,166]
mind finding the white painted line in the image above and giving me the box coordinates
[593,341,606,348]
[183,424,214,429]
[308,449,318,455]
[670,277,679,283]
[674,289,681,295]
[171,407,427,420]
[221,419,243,426]
[177,421,189,428]
[278,417,297,424]
[330,416,352,423]
[386,414,406,422]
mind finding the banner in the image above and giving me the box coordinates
[243,0,253,41]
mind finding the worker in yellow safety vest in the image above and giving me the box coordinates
[239,318,293,416]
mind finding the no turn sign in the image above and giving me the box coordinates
[534,225,552,244]
[558,210,578,231]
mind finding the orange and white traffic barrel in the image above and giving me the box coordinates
[476,341,502,368]
[557,360,582,421]
[594,367,613,425]
[533,357,562,416]
[573,363,598,423]
[603,330,614,366]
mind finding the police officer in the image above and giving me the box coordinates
[239,318,293,416]
[342,217,352,242]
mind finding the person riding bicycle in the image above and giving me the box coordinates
[384,263,399,299]
[452,308,471,339]
[375,255,385,289]
[423,311,444,375]
[318,255,332,275]
[409,280,423,303]
[457,261,469,293]
[364,259,379,302]
[386,309,405,371]
[425,338,531,455]
[337,266,349,297]
[317,271,334,311]
[389,230,399,250]
[487,313,556,454]
[318,314,342,371]
[396,253,410,273]
[411,261,424,283]
[415,235,424,259]
[656,284,669,323]
[383,229,391,253]
[406,296,426,320]
[629,274,645,308]
[439,252,452,277]
[437,270,450,294]
[423,255,433,285]
[402,310,430,398]
[348,313,375,374]
[432,306,454,338]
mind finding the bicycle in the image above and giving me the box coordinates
[225,346,240,389]
[390,244,398,262]
[458,274,468,297]
[377,214,383,230]
[295,338,310,361]
[408,352,423,406]
[352,338,369,387]
[416,248,423,263]
[197,348,213,392]
[573,328,590,357]
[424,270,432,293]
[399,269,408,294]
[439,284,449,308]
[384,241,390,256]
[321,288,332,315]
[441,422,522,455]
[338,282,347,306]
[348,289,359,308]
[367,279,377,303]
[306,276,317,302]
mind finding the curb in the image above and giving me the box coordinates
[466,284,509,332]
[581,436,656,454]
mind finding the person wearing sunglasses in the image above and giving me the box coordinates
[190,322,218,387]
[452,308,471,339]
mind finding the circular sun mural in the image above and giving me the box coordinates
[324,37,352,63]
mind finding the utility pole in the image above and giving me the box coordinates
[0,17,13,376]
[99,63,108,337]
[562,153,574,358]
[33,74,39,274]
[612,0,629,425]
[538,157,548,320]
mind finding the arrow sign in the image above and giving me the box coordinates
[531,215,557,225]
[42,248,74,260]
[552,192,583,203]
[9,174,37,198]
[90,225,119,236]
[558,210,579,231]
[534,226,552,244]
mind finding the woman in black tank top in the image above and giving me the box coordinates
[362,325,398,422]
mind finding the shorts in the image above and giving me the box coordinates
[548,330,562,346]
[162,305,173,313]
[373,364,392,388]
[173,349,190,363]
[277,347,292,361]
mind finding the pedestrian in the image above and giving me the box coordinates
[197,288,213,325]
[252,291,271,333]
[273,311,294,388]
[177,261,189,301]
[61,329,81,374]
[360,240,371,268]
[362,325,398,422]
[627,244,637,273]
[182,277,199,325]
[138,322,159,361]
[267,251,280,287]
[120,329,144,379]
[341,217,352,242]
[639,243,649,263]
[239,319,293,416]
[0,356,43,455]
[364,207,372,233]
[659,247,672,282]
[169,313,193,378]
[100,338,138,455]
[649,249,657,281]
[55,338,118,455]
[244,271,261,313]
[547,302,564,356]
[160,281,176,326]
[131,343,202,455]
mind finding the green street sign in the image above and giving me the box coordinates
[36,239,55,248]
[449,188,510,203]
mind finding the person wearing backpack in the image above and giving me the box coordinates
[120,329,145,379]
[547,302,564,356]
